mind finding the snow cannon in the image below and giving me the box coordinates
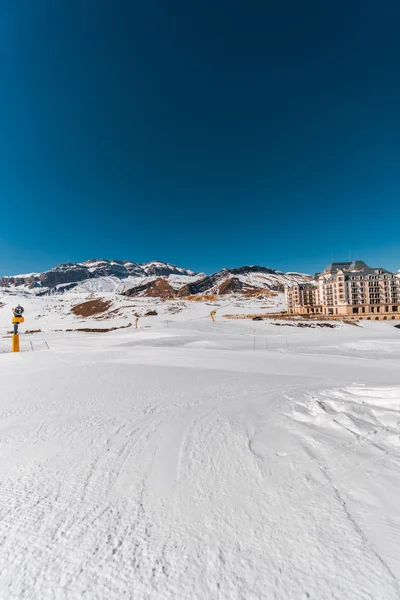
[12,305,24,352]
[210,310,217,323]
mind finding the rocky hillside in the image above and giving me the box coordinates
[177,266,311,297]
[1,260,310,299]
[124,278,176,299]
[0,259,197,293]
[123,266,311,299]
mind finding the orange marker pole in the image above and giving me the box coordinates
[12,334,20,352]
[11,306,25,353]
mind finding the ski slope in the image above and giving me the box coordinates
[0,289,287,333]
[0,314,400,599]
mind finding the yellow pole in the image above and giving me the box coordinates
[135,317,139,329]
[12,334,20,352]
[210,310,216,323]
[11,311,24,353]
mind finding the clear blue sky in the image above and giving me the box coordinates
[1,1,399,276]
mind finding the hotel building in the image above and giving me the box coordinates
[285,261,400,320]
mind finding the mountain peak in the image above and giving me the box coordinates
[0,259,197,293]
[0,259,310,297]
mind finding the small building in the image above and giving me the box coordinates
[285,261,400,320]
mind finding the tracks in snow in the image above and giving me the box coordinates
[1,355,400,599]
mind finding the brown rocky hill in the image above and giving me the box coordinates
[177,266,311,298]
[124,278,177,299]
[123,266,311,300]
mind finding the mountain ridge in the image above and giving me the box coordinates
[0,259,197,291]
[123,265,311,299]
[0,259,311,297]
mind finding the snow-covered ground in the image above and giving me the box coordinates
[0,289,287,333]
[1,299,400,599]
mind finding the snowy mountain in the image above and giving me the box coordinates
[122,266,311,299]
[0,260,310,299]
[176,266,311,297]
[0,259,198,294]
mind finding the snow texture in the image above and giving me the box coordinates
[0,296,400,599]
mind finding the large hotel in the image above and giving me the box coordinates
[285,260,400,320]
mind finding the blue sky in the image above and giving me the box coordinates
[1,0,399,276]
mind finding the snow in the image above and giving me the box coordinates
[235,271,310,289]
[141,261,197,276]
[1,272,40,278]
[2,262,310,298]
[0,297,400,599]
[75,275,146,294]
[2,260,198,296]
[0,287,287,333]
